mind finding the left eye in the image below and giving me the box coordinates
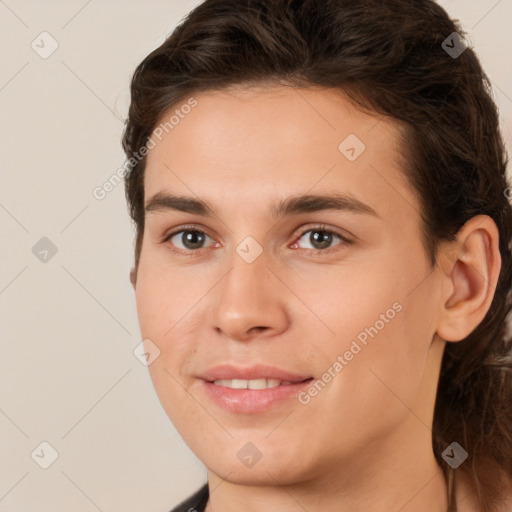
[293,228,348,251]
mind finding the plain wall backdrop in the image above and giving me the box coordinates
[1,1,511,511]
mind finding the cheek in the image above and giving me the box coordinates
[288,258,404,350]
[133,256,214,410]
[134,273,198,435]
[134,252,209,340]
[292,308,429,463]
[292,257,433,427]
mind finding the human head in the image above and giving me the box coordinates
[123,1,512,509]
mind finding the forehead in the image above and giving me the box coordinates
[143,85,419,220]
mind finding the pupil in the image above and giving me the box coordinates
[311,230,332,249]
[183,231,204,249]
[180,231,333,250]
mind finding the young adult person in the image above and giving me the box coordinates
[122,1,512,510]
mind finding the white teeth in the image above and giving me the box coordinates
[248,378,268,390]
[213,379,233,387]
[230,379,248,389]
[213,378,286,389]
[266,379,281,388]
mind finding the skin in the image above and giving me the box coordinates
[130,85,500,511]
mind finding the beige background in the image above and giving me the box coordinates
[1,1,511,511]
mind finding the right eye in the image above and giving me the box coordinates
[163,227,217,255]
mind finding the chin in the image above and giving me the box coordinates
[209,462,306,486]
[199,444,312,483]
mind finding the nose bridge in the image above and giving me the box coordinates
[210,244,289,340]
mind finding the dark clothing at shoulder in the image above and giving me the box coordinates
[170,484,209,512]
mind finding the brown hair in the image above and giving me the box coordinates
[122,0,512,508]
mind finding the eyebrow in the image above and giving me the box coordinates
[144,191,379,218]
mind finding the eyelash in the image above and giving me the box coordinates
[161,224,353,257]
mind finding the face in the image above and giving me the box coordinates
[133,85,446,486]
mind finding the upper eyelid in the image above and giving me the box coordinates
[162,224,214,242]
[163,224,351,247]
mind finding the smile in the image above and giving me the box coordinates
[212,378,294,389]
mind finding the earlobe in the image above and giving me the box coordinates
[436,215,501,342]
[130,267,137,290]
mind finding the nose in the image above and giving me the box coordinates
[210,251,290,342]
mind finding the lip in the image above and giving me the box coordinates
[198,364,314,414]
[199,364,312,383]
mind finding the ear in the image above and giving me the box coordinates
[436,215,501,342]
[130,267,137,290]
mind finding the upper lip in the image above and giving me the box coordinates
[199,364,312,383]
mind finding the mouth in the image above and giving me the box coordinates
[198,364,314,413]
[199,363,313,384]
[210,377,312,389]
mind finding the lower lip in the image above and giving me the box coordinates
[201,379,313,413]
